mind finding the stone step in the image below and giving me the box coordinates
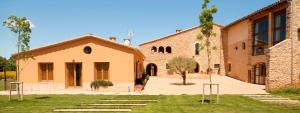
[243,94,272,97]
[260,100,296,102]
[99,100,158,102]
[82,104,147,106]
[54,108,131,112]
[253,97,290,100]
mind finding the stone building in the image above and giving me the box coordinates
[139,24,225,77]
[222,0,300,89]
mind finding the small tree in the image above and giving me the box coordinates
[168,56,197,85]
[198,0,218,103]
[3,15,33,82]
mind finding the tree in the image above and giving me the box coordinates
[198,0,217,103]
[6,56,16,71]
[168,56,197,85]
[0,56,7,72]
[3,15,33,82]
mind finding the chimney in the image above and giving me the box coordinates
[176,29,182,33]
[123,38,131,46]
[109,37,117,42]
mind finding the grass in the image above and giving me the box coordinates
[270,85,300,101]
[0,95,300,113]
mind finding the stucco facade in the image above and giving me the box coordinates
[139,24,225,77]
[17,34,144,91]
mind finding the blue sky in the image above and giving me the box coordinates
[0,0,277,58]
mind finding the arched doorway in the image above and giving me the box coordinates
[253,63,266,85]
[146,63,157,76]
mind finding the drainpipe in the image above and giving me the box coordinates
[290,0,295,84]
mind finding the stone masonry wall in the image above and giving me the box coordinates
[267,0,300,89]
[139,25,225,76]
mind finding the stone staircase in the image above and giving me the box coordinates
[54,99,158,112]
[243,94,300,108]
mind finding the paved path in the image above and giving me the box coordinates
[142,75,267,95]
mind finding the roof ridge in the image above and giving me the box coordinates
[223,0,287,29]
[12,34,142,56]
[139,23,223,46]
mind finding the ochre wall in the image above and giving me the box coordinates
[18,36,141,91]
[224,20,250,82]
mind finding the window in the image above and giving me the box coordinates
[166,46,172,53]
[158,46,164,53]
[166,63,170,69]
[214,64,220,68]
[253,17,269,55]
[273,10,286,45]
[297,28,300,41]
[84,46,92,54]
[228,64,231,72]
[39,63,53,81]
[242,42,246,50]
[195,43,200,55]
[95,62,109,80]
[151,46,157,53]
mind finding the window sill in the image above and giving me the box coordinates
[39,80,54,83]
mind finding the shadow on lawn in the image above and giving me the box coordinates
[170,83,196,85]
[35,96,51,100]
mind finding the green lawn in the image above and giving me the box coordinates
[0,95,300,113]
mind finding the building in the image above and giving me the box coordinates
[139,24,225,77]
[16,34,144,91]
[222,0,300,89]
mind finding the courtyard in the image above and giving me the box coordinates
[143,75,267,95]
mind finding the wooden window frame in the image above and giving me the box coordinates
[253,16,269,56]
[38,63,54,81]
[273,10,287,45]
[228,64,231,72]
[94,62,110,81]
[298,28,300,41]
[195,43,200,55]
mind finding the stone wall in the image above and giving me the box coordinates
[267,40,292,89]
[267,0,300,89]
[139,25,225,76]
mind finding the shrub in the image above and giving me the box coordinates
[135,78,143,85]
[0,71,16,80]
[90,80,113,90]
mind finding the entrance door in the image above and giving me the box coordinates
[66,63,82,87]
[146,63,157,76]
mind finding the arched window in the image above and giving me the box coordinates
[195,43,200,55]
[166,46,172,53]
[158,46,164,53]
[151,46,157,53]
